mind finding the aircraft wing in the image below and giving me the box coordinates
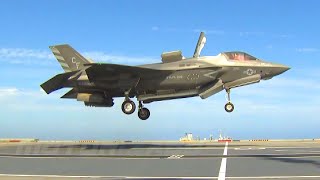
[85,63,172,82]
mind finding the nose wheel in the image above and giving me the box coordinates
[138,101,150,120]
[225,89,234,113]
[225,102,234,112]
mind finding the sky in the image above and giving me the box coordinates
[0,0,320,140]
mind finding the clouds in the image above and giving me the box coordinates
[0,44,319,139]
[234,75,320,104]
[0,87,46,101]
[150,26,294,39]
[0,48,53,59]
[193,29,225,35]
[0,87,19,96]
[296,48,319,52]
[149,26,225,35]
[0,68,319,140]
[233,76,320,112]
[0,48,55,66]
[1,70,319,115]
[0,86,84,112]
[239,31,265,37]
[82,52,157,64]
[0,47,158,66]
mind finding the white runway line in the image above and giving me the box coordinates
[132,147,224,150]
[234,147,266,150]
[0,174,218,179]
[308,151,320,153]
[218,142,228,180]
[1,174,320,179]
[167,154,184,159]
[227,176,320,179]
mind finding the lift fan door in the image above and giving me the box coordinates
[161,51,184,63]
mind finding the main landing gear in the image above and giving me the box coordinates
[121,100,136,114]
[224,89,234,113]
[137,101,150,120]
[121,91,136,115]
[120,92,150,120]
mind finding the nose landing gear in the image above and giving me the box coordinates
[224,89,234,113]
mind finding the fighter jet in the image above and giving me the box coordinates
[41,32,289,120]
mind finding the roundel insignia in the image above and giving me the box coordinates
[244,68,256,76]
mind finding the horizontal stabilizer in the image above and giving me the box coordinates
[40,71,78,94]
[61,88,78,99]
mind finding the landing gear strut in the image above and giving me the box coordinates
[224,89,234,113]
[121,91,136,115]
[137,101,150,120]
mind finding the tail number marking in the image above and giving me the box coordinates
[71,57,81,69]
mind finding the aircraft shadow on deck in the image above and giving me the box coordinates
[263,157,320,168]
[47,143,255,150]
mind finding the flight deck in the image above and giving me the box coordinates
[0,140,319,179]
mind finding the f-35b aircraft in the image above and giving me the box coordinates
[41,32,289,120]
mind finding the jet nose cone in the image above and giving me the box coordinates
[273,65,290,76]
[278,65,290,74]
[262,64,290,80]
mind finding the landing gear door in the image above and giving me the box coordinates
[199,79,224,99]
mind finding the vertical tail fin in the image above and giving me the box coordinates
[49,44,93,72]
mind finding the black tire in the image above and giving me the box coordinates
[121,101,136,114]
[138,108,150,120]
[224,102,234,113]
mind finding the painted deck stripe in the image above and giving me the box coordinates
[1,174,319,179]
[167,154,184,159]
[227,176,320,179]
[0,174,215,179]
[218,142,228,180]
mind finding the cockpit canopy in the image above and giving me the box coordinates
[223,52,258,61]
